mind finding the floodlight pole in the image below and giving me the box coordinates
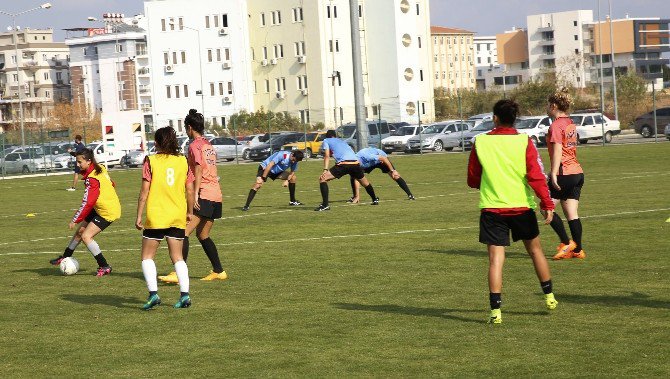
[349,0,368,150]
[597,0,606,146]
[607,2,618,121]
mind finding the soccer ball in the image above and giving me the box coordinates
[59,257,80,275]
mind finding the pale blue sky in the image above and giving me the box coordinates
[1,0,668,40]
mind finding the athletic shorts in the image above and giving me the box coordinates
[364,162,395,174]
[84,209,113,231]
[479,210,540,246]
[549,173,584,201]
[196,198,222,220]
[142,227,186,240]
[330,163,365,180]
[73,166,81,174]
[256,165,289,181]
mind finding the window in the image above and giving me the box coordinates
[181,51,186,64]
[574,35,578,40]
[214,14,219,28]
[219,82,224,96]
[573,21,578,27]
[45,90,51,98]
[169,17,175,31]
[161,19,166,31]
[253,81,257,94]
[273,44,284,58]
[271,10,282,25]
[178,17,184,30]
[56,72,62,80]
[418,36,422,48]
[207,49,213,62]
[575,49,579,54]
[329,40,340,52]
[222,14,228,27]
[416,3,420,15]
[297,75,308,89]
[262,46,268,60]
[295,41,306,56]
[183,85,188,97]
[44,72,49,80]
[210,82,215,96]
[175,85,180,98]
[260,13,266,26]
[224,48,230,61]
[251,47,255,61]
[419,69,424,81]
[299,110,310,124]
[327,5,337,18]
[205,15,210,28]
[173,52,178,65]
[217,49,221,62]
[292,7,303,22]
[166,86,172,99]
[227,81,233,95]
[264,79,270,93]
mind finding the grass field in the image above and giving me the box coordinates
[1,143,669,377]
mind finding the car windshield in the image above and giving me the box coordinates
[422,124,446,134]
[472,120,495,131]
[570,116,584,125]
[296,133,318,142]
[392,126,416,136]
[337,125,357,138]
[514,119,537,129]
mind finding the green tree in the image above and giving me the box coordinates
[614,72,648,129]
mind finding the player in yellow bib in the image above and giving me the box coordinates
[136,127,195,310]
[50,148,120,276]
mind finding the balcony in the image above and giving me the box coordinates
[538,38,555,46]
[141,104,152,112]
[139,85,152,95]
[138,67,150,76]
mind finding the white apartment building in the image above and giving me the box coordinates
[247,0,434,128]
[474,35,500,90]
[430,26,475,92]
[144,0,254,132]
[0,29,70,129]
[527,10,593,88]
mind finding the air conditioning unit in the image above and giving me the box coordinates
[261,59,268,67]
[300,88,308,96]
[270,58,278,65]
[275,91,285,99]
[297,55,306,64]
[222,61,232,69]
[223,96,233,104]
[218,28,228,36]
[164,65,174,73]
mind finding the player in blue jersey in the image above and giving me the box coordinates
[315,130,378,211]
[348,147,415,203]
[243,150,304,211]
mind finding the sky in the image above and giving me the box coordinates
[0,0,669,40]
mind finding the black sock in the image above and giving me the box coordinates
[568,219,583,252]
[245,189,257,207]
[320,182,329,205]
[540,280,553,295]
[489,293,502,310]
[180,292,189,297]
[63,248,74,258]
[288,182,296,202]
[199,237,223,273]
[364,183,377,200]
[182,236,189,262]
[395,177,412,196]
[350,176,357,198]
[94,254,108,267]
[549,213,571,245]
[149,291,158,297]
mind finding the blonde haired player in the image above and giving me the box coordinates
[136,127,195,310]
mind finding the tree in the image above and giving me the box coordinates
[228,108,311,135]
[49,101,102,142]
[614,72,648,128]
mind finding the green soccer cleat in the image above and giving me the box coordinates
[545,293,558,310]
[174,294,192,309]
[488,309,502,324]
[142,294,161,310]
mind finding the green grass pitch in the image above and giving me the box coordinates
[1,143,668,376]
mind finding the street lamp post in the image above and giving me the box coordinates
[607,6,619,121]
[0,3,52,147]
[183,26,205,118]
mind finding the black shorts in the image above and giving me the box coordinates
[364,162,394,174]
[330,163,365,180]
[256,165,288,181]
[549,173,584,201]
[142,227,186,240]
[74,166,81,174]
[84,209,113,231]
[479,210,540,246]
[196,198,222,219]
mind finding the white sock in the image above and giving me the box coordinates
[174,260,189,294]
[85,240,101,257]
[67,237,80,251]
[142,259,158,292]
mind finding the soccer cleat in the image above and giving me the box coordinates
[142,294,161,310]
[552,240,577,260]
[314,204,330,211]
[545,293,558,310]
[66,187,76,192]
[96,266,112,277]
[158,271,179,283]
[371,198,380,205]
[49,255,65,266]
[201,270,229,281]
[241,205,249,211]
[488,309,502,324]
[572,249,586,259]
[174,294,192,309]
[408,195,416,200]
[288,200,304,206]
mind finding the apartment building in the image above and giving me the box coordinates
[491,28,530,91]
[473,35,499,90]
[248,0,434,128]
[431,26,476,92]
[0,29,70,129]
[144,0,254,132]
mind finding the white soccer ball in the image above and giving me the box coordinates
[59,257,80,275]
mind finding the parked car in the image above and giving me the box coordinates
[468,113,493,128]
[239,134,265,160]
[209,136,244,161]
[406,120,473,153]
[282,131,327,159]
[68,141,125,168]
[381,125,423,153]
[514,116,553,146]
[336,120,391,149]
[461,120,496,149]
[570,113,621,143]
[388,122,410,135]
[1,152,38,174]
[22,146,54,170]
[665,123,670,140]
[122,141,155,167]
[247,132,303,161]
[633,107,670,137]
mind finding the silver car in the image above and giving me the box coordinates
[209,136,243,161]
[123,141,155,167]
[461,120,496,149]
[1,152,37,174]
[406,121,474,152]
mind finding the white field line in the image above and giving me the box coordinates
[1,207,668,257]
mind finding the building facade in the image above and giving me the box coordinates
[473,35,499,90]
[491,29,530,92]
[0,29,70,130]
[430,26,476,92]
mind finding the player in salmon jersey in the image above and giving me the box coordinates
[50,148,121,276]
[158,109,227,283]
[136,126,195,310]
[546,89,586,260]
